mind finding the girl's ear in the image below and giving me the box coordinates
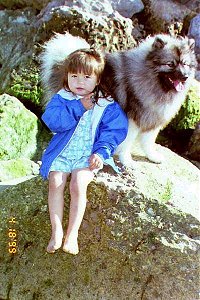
[96,79,100,85]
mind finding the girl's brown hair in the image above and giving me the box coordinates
[62,48,105,102]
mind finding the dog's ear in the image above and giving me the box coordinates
[152,37,167,50]
[188,38,195,52]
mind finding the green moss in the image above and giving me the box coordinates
[0,158,39,181]
[5,160,31,178]
[170,84,200,130]
[0,94,38,160]
[8,65,43,106]
[161,180,173,203]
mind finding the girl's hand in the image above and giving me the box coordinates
[80,93,94,110]
[89,154,103,171]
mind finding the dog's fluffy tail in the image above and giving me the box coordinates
[40,32,90,105]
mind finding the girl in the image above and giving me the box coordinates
[40,48,128,255]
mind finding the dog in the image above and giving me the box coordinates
[40,32,197,168]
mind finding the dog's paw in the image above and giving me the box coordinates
[146,150,164,163]
[118,154,136,169]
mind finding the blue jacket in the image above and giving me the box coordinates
[40,89,128,179]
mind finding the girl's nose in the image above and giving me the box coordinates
[77,76,84,83]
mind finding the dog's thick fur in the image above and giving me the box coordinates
[40,32,197,167]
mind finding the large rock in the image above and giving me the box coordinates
[0,94,39,160]
[0,94,50,162]
[109,0,144,18]
[186,121,200,162]
[0,9,37,92]
[35,1,136,51]
[0,158,39,182]
[188,14,200,81]
[0,0,50,10]
[137,0,199,34]
[0,146,199,299]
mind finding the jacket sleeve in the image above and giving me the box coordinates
[41,94,86,132]
[92,103,128,160]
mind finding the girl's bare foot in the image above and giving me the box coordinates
[62,236,79,255]
[46,229,63,253]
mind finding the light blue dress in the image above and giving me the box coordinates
[50,109,93,173]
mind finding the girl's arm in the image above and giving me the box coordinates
[41,94,86,132]
[92,103,128,160]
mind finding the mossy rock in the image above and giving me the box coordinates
[169,80,200,131]
[8,63,43,107]
[0,158,39,181]
[0,94,39,160]
[0,156,199,300]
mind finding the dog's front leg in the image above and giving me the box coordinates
[140,127,164,163]
[116,119,140,168]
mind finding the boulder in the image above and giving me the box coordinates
[136,0,198,34]
[35,1,136,51]
[186,121,200,162]
[0,9,37,93]
[109,0,144,18]
[188,14,200,81]
[0,94,38,160]
[0,0,50,10]
[0,158,39,182]
[0,94,50,161]
[0,146,199,300]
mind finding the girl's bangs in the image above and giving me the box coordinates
[68,56,98,75]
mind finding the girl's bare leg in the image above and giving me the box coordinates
[63,168,94,255]
[47,171,69,253]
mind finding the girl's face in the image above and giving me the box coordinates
[67,72,98,96]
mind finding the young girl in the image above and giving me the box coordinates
[40,48,128,255]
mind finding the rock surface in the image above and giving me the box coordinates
[0,94,39,160]
[0,159,39,182]
[186,121,200,161]
[0,2,200,298]
[0,147,199,300]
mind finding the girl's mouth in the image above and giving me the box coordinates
[76,87,84,91]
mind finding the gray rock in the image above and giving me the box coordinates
[109,0,144,18]
[138,0,198,34]
[186,121,200,161]
[36,1,136,52]
[0,9,37,92]
[0,146,199,299]
[0,0,50,10]
[188,14,200,52]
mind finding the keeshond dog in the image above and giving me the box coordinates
[40,32,197,167]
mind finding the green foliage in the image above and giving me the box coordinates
[170,84,200,130]
[8,66,43,105]
[161,180,173,202]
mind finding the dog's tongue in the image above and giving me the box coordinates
[174,80,184,92]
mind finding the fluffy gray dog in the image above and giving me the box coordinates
[40,32,197,167]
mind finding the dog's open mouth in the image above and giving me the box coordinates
[168,77,185,92]
[160,73,188,92]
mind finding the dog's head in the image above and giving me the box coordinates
[146,35,197,92]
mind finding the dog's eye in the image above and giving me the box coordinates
[166,62,174,67]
